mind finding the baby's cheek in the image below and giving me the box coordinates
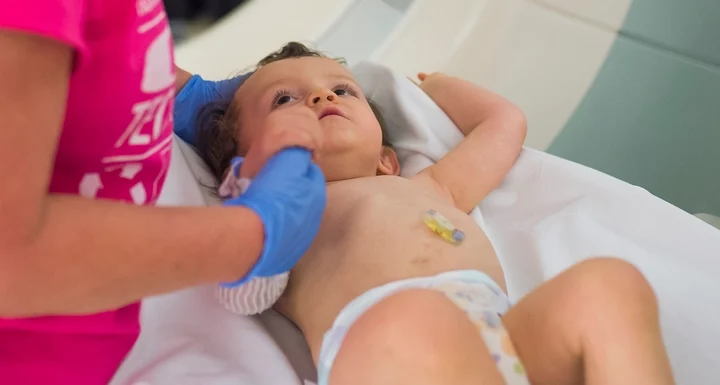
[240,118,264,145]
[354,111,382,135]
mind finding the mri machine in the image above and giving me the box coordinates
[111,1,720,384]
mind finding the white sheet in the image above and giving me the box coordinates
[111,62,720,385]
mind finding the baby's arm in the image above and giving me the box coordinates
[413,73,526,212]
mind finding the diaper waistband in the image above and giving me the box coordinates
[332,269,507,332]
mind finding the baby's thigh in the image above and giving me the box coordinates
[328,289,504,385]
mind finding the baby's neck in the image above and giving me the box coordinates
[326,174,397,186]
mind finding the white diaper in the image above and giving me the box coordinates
[317,270,529,385]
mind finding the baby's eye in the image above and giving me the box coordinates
[334,83,358,98]
[272,90,298,108]
[277,95,295,105]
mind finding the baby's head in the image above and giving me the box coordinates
[196,42,399,185]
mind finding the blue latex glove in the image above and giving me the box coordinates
[174,73,251,145]
[223,148,327,286]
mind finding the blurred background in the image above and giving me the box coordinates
[168,0,719,228]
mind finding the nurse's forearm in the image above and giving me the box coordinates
[0,194,264,317]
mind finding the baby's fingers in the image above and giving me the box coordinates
[417,72,447,83]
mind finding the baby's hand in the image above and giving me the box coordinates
[417,72,447,82]
[240,109,323,179]
[416,72,451,96]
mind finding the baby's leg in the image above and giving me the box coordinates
[502,257,674,385]
[327,288,506,385]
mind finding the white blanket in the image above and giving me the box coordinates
[111,62,720,385]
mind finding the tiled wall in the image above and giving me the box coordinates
[176,0,718,217]
[622,0,720,67]
[547,0,720,217]
[370,0,621,150]
[175,0,354,78]
[530,0,632,30]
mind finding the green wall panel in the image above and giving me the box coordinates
[548,37,720,216]
[622,0,720,67]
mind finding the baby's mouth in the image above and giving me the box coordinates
[318,106,346,120]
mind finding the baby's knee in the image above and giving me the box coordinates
[575,257,655,299]
[568,257,658,317]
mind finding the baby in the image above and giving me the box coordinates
[196,43,674,385]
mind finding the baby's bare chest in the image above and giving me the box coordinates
[295,177,499,285]
[281,176,505,347]
[321,176,472,248]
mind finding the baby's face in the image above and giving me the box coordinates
[232,57,388,181]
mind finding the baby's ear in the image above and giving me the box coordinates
[218,157,244,198]
[377,147,401,176]
[217,166,234,198]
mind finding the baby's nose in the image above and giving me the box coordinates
[307,88,338,107]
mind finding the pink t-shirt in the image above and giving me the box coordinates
[0,0,174,383]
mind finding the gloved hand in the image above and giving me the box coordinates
[174,73,251,144]
[223,148,326,286]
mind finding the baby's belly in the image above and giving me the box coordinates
[280,187,504,356]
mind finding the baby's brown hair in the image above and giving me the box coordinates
[194,42,391,184]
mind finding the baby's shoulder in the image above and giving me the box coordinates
[407,173,457,206]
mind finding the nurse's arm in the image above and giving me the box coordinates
[0,31,264,317]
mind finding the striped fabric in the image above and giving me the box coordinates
[215,273,290,315]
